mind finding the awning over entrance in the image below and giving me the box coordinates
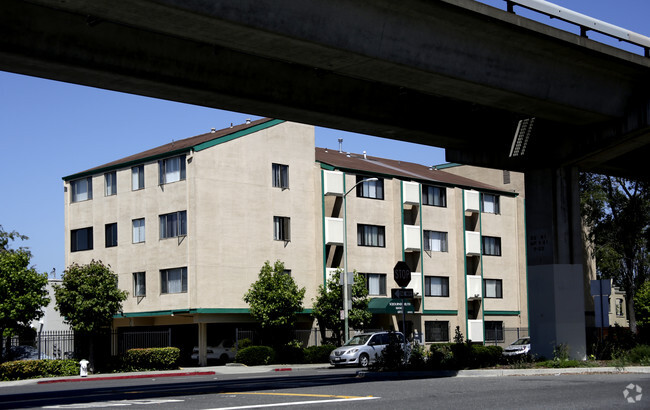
[368,298,415,314]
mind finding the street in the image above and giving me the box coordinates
[1,367,649,409]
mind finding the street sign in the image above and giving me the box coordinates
[393,261,411,287]
[391,288,414,299]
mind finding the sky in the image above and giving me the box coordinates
[1,0,648,277]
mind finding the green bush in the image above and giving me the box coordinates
[626,344,650,364]
[471,345,502,368]
[235,346,276,366]
[237,338,253,349]
[122,347,180,371]
[428,343,455,370]
[276,341,305,364]
[0,359,79,381]
[303,345,335,364]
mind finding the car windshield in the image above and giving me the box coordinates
[344,334,372,346]
[512,338,530,346]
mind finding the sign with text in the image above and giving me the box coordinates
[393,261,411,287]
[391,288,414,299]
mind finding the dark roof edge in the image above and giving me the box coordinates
[63,119,285,181]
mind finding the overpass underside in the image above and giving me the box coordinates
[2,0,650,358]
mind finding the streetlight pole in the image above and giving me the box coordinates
[342,177,378,343]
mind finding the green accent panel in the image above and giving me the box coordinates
[319,162,336,171]
[368,298,415,314]
[423,310,459,315]
[321,169,327,286]
[484,311,521,316]
[431,163,462,170]
[191,308,250,314]
[193,119,285,151]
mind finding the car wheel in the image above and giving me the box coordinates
[359,353,369,367]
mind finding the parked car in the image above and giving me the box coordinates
[329,331,407,367]
[502,337,531,357]
[191,339,236,362]
[8,345,52,360]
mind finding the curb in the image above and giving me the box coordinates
[36,371,216,384]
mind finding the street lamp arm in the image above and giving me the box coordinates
[344,177,378,197]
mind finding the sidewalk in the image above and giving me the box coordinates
[2,364,650,387]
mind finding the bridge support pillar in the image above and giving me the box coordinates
[525,167,586,360]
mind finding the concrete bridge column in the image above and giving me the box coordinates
[525,167,586,360]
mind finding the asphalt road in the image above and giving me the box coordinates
[2,367,649,409]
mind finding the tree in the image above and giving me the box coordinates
[635,281,650,330]
[243,260,306,345]
[54,260,128,367]
[580,174,650,333]
[0,226,50,360]
[311,269,371,346]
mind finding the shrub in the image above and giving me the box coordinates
[122,347,180,371]
[626,344,650,364]
[407,340,428,370]
[370,331,405,371]
[235,346,276,366]
[237,338,253,349]
[304,345,335,364]
[471,345,502,368]
[0,359,79,381]
[276,340,305,364]
[428,343,454,370]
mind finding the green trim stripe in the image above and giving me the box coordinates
[423,310,459,315]
[115,306,314,318]
[321,169,327,286]
[484,310,521,316]
[193,119,285,152]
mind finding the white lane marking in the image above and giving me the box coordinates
[44,399,184,408]
[207,396,380,409]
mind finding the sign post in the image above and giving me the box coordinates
[393,261,411,362]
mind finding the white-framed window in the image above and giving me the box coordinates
[482,193,500,214]
[424,230,448,252]
[71,227,93,252]
[484,279,503,298]
[361,273,386,296]
[482,236,502,256]
[71,177,92,203]
[132,218,145,243]
[425,276,449,297]
[105,223,117,248]
[105,171,117,196]
[132,165,144,190]
[160,267,187,294]
[272,163,289,189]
[485,321,504,342]
[158,155,186,185]
[422,185,446,207]
[356,175,384,199]
[357,224,385,247]
[273,216,291,241]
[159,211,187,239]
[133,272,146,297]
[616,298,625,317]
[425,321,449,342]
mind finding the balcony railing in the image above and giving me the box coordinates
[402,181,420,205]
[465,231,481,256]
[323,170,344,196]
[464,190,480,213]
[404,225,421,251]
[467,275,482,300]
[468,319,484,343]
[325,217,344,245]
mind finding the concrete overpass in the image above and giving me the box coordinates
[3,0,650,358]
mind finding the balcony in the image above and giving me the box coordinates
[467,275,482,300]
[325,217,344,245]
[402,181,420,205]
[468,319,484,343]
[323,170,344,196]
[326,268,338,284]
[464,190,480,213]
[410,272,422,296]
[465,231,481,256]
[404,225,421,251]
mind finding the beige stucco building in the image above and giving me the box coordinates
[63,119,528,362]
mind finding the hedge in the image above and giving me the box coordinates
[235,346,276,366]
[0,359,79,381]
[121,347,180,371]
[304,345,335,364]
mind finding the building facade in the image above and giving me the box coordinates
[63,119,528,362]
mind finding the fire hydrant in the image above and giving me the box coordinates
[79,359,89,377]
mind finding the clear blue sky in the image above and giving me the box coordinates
[0,0,648,277]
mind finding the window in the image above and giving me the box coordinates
[132,165,144,190]
[159,211,187,239]
[133,272,146,297]
[424,230,448,252]
[132,218,145,243]
[105,171,117,196]
[484,279,503,298]
[357,224,385,247]
[71,177,92,202]
[160,267,187,294]
[356,175,384,199]
[482,193,500,214]
[616,298,624,317]
[485,321,504,342]
[361,273,386,296]
[272,163,289,189]
[71,227,93,252]
[422,185,446,207]
[425,276,449,297]
[158,155,186,185]
[273,216,291,241]
[482,236,502,256]
[105,223,117,247]
[425,321,449,342]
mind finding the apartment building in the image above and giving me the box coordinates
[63,118,528,360]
